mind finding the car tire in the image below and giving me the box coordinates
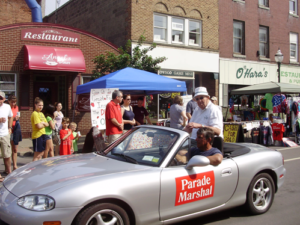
[74,202,130,225]
[245,173,275,215]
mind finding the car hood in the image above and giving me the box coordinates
[4,153,148,197]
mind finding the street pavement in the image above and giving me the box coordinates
[0,140,299,225]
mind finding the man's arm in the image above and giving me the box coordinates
[145,116,152,125]
[206,153,223,166]
[111,118,123,131]
[8,116,13,134]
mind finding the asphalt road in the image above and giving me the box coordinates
[0,146,299,225]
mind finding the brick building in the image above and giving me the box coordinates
[0,17,119,137]
[44,0,220,100]
[219,0,300,106]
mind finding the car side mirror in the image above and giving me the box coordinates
[185,155,210,170]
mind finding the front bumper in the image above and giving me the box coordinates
[0,185,81,225]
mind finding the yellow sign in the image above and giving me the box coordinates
[223,124,239,143]
[171,92,180,98]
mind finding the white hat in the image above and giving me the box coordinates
[0,91,5,98]
[194,87,210,97]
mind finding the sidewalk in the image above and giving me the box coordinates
[17,136,86,157]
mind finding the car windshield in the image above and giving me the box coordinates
[103,127,179,167]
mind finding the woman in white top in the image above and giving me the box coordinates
[53,102,64,156]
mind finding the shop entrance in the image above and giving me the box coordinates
[34,82,58,107]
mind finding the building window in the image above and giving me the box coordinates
[259,26,269,58]
[189,21,201,45]
[259,0,269,7]
[290,0,298,15]
[81,76,92,84]
[154,15,167,42]
[290,33,298,62]
[233,20,245,54]
[172,18,184,43]
[0,73,17,98]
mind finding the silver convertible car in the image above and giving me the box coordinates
[0,126,285,225]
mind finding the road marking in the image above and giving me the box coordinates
[284,157,300,162]
[277,147,299,151]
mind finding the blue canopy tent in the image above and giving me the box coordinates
[76,67,187,95]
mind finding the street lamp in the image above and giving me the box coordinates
[275,48,284,83]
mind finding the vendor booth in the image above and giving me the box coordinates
[76,67,187,125]
[226,81,300,146]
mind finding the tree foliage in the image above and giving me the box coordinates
[92,35,167,79]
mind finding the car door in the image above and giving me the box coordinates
[159,141,238,221]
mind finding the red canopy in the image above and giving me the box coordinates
[24,45,86,72]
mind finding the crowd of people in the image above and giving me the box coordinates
[0,92,82,182]
[0,86,224,181]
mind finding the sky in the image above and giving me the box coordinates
[45,0,70,16]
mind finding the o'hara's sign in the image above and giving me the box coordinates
[236,66,268,79]
[21,28,80,45]
[159,70,194,77]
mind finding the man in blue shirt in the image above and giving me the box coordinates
[190,127,223,166]
[175,127,223,166]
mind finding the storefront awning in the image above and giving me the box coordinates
[24,45,86,72]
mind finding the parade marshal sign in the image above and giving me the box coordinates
[159,70,194,77]
[21,28,80,45]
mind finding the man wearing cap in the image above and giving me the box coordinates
[211,96,222,111]
[184,87,223,139]
[0,91,13,180]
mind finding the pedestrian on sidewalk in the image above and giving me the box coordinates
[0,91,13,181]
[121,94,135,133]
[43,104,56,158]
[105,90,123,144]
[59,117,74,155]
[8,95,21,171]
[54,102,64,156]
[31,97,48,161]
[70,122,81,154]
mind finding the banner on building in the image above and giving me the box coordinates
[90,88,118,130]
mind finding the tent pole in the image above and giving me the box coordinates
[72,94,78,122]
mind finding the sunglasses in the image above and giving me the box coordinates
[195,96,205,101]
[0,97,3,100]
[126,99,131,100]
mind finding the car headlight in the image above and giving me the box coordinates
[17,195,55,211]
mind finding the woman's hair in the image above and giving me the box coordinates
[55,102,62,108]
[8,95,17,101]
[34,97,43,105]
[82,127,94,153]
[173,95,183,105]
[62,117,70,123]
[121,94,131,105]
[43,104,55,119]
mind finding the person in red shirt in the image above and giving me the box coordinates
[105,90,124,144]
[59,117,74,155]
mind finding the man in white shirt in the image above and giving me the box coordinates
[184,87,223,139]
[0,91,13,179]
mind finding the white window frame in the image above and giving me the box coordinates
[259,26,269,58]
[153,13,202,47]
[0,73,17,98]
[290,32,298,62]
[153,14,168,42]
[290,0,298,15]
[259,0,269,7]
[188,20,202,46]
[81,75,92,84]
[171,17,185,44]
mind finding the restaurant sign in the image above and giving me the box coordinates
[159,70,194,77]
[280,66,300,85]
[21,28,80,45]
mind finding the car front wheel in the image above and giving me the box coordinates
[245,173,275,215]
[74,202,130,225]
